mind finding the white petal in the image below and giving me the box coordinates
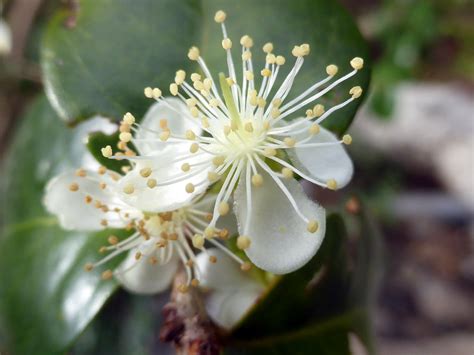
[205,288,261,329]
[135,98,201,155]
[288,122,353,188]
[115,245,179,294]
[196,248,257,291]
[43,171,131,231]
[234,169,326,274]
[0,19,12,56]
[117,152,212,212]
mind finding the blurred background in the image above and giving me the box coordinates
[0,0,472,354]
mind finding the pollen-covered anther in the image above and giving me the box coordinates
[242,51,252,61]
[189,106,199,118]
[144,87,153,98]
[98,166,107,175]
[237,235,251,250]
[245,71,254,81]
[159,119,168,130]
[219,228,229,240]
[226,77,235,86]
[327,179,338,190]
[119,132,132,143]
[190,142,199,153]
[272,98,282,108]
[244,122,254,132]
[69,182,79,192]
[101,145,113,158]
[222,38,232,50]
[181,163,190,172]
[240,35,253,48]
[175,69,186,84]
[123,112,135,125]
[251,174,263,187]
[342,134,352,145]
[192,234,205,249]
[263,42,273,54]
[208,171,220,182]
[241,262,252,271]
[147,179,157,189]
[191,279,200,287]
[84,263,94,272]
[223,125,231,135]
[135,252,142,260]
[170,83,178,96]
[350,57,364,70]
[307,220,319,233]
[185,129,196,140]
[309,123,320,135]
[350,86,363,99]
[292,44,310,57]
[284,137,296,147]
[282,167,294,179]
[204,227,215,238]
[214,10,226,23]
[271,108,281,119]
[263,147,277,157]
[99,182,107,190]
[218,201,230,216]
[326,64,338,76]
[313,104,325,117]
[178,284,189,293]
[123,183,135,194]
[159,130,170,141]
[188,46,200,61]
[306,109,314,118]
[140,167,152,178]
[108,235,119,245]
[261,68,272,77]
[212,155,225,166]
[185,183,195,193]
[85,195,93,204]
[75,168,86,177]
[276,55,286,66]
[119,123,130,133]
[152,88,162,99]
[101,270,113,280]
[209,255,218,263]
[266,53,276,64]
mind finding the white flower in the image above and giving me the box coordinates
[104,10,363,274]
[196,248,264,329]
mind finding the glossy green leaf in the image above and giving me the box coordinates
[0,96,124,354]
[41,0,201,123]
[201,0,371,134]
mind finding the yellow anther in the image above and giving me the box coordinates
[123,112,135,125]
[181,163,191,172]
[237,235,251,250]
[245,71,254,81]
[251,174,263,187]
[263,147,277,157]
[84,263,94,272]
[262,121,271,130]
[218,201,230,216]
[117,141,127,150]
[188,46,200,61]
[190,73,201,82]
[350,57,364,70]
[175,69,186,84]
[327,179,338,190]
[193,80,204,91]
[350,86,363,99]
[152,88,162,98]
[190,107,199,118]
[186,97,197,107]
[192,234,205,249]
[85,195,93,204]
[201,117,210,128]
[226,77,234,86]
[282,167,293,179]
[219,228,229,240]
[242,51,252,61]
[271,108,281,119]
[208,171,220,182]
[144,87,153,98]
[223,125,231,135]
[209,98,219,107]
[284,137,296,147]
[306,109,314,118]
[203,78,212,90]
[241,262,252,271]
[119,132,132,143]
[185,183,195,193]
[263,42,273,53]
[75,168,87,177]
[342,134,352,145]
[212,156,225,166]
[300,43,310,55]
[326,64,338,76]
[190,142,199,153]
[222,38,232,50]
[244,122,254,132]
[184,130,195,141]
[135,252,142,260]
[69,182,79,192]
[249,96,258,106]
[159,119,168,130]
[266,53,276,64]
[159,131,170,141]
[108,235,119,245]
[261,68,272,77]
[119,123,130,133]
[309,123,320,135]
[123,183,135,194]
[98,166,107,175]
[99,182,107,190]
[257,97,266,108]
[240,35,254,48]
[147,178,157,189]
[209,255,217,263]
[204,227,215,238]
[313,104,325,117]
[170,83,178,96]
[214,10,226,23]
[231,121,238,131]
[272,98,282,108]
[191,278,200,287]
[101,145,113,158]
[307,220,319,233]
[177,284,189,293]
[276,55,286,66]
[101,270,113,280]
[140,167,152,178]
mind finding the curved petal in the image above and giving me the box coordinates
[117,151,212,212]
[288,122,353,189]
[234,169,326,274]
[115,245,179,294]
[135,98,201,155]
[205,288,261,329]
[43,171,132,231]
[195,248,256,291]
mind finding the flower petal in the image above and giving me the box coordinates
[135,98,201,155]
[43,171,132,231]
[117,152,212,212]
[193,195,238,237]
[234,170,326,274]
[288,122,353,188]
[205,288,261,329]
[196,248,256,291]
[115,244,179,294]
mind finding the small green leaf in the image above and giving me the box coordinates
[41,0,202,123]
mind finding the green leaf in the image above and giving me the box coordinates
[41,0,202,123]
[0,96,124,354]
[201,0,371,134]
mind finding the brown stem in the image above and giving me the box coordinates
[160,269,221,355]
